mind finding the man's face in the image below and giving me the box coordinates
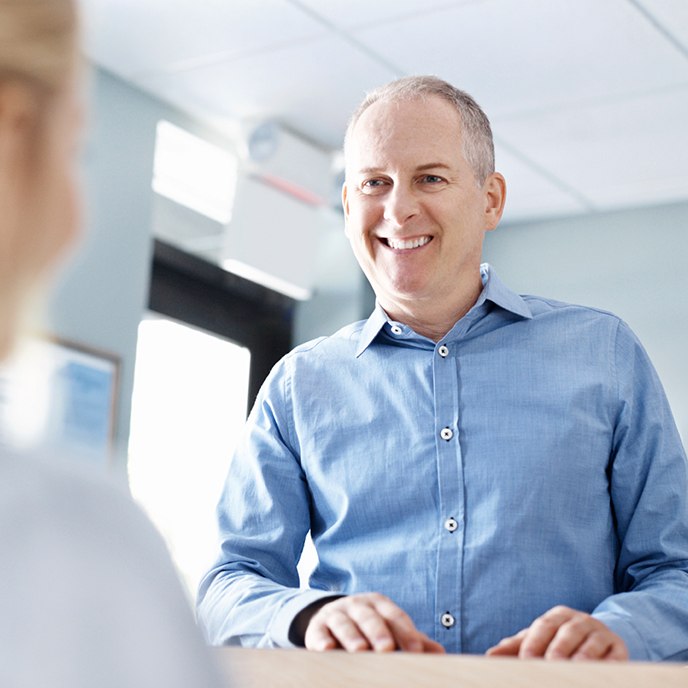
[342,95,503,318]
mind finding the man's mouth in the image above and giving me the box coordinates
[384,236,432,250]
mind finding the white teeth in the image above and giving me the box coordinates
[386,236,431,250]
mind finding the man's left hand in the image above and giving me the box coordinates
[486,605,628,660]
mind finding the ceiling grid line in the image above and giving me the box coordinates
[628,0,688,62]
[494,135,596,212]
[135,34,332,79]
[285,0,405,78]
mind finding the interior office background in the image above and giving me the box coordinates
[8,0,688,597]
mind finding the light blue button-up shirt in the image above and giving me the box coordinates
[198,265,688,660]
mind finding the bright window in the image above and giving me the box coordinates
[128,314,250,598]
[152,120,238,224]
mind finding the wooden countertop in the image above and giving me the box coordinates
[215,647,687,687]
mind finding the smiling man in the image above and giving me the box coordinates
[342,84,504,341]
[198,76,688,661]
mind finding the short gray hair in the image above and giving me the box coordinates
[344,75,495,184]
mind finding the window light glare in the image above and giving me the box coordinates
[153,120,237,224]
[222,258,313,301]
[128,317,250,596]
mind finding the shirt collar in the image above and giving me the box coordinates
[355,263,532,357]
[476,263,533,320]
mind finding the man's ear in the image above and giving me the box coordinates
[341,182,351,236]
[483,172,507,231]
[342,182,349,216]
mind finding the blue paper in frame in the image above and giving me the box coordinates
[0,335,120,467]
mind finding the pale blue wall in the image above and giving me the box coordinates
[48,68,190,472]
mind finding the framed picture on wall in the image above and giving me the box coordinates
[0,334,120,467]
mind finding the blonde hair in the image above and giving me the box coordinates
[345,75,495,185]
[0,0,77,94]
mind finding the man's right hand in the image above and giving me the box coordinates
[303,593,446,653]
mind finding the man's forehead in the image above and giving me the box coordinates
[358,92,457,123]
[346,95,462,169]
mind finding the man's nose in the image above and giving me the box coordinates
[383,185,420,227]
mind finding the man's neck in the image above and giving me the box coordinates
[380,281,484,342]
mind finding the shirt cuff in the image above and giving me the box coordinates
[269,590,344,648]
[592,610,650,660]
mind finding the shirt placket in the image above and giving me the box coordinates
[433,339,464,653]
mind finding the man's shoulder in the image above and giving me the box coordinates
[286,319,368,360]
[521,293,623,325]
[514,294,641,354]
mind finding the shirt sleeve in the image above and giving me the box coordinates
[196,357,336,647]
[591,320,688,661]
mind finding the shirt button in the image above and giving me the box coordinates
[441,612,455,629]
[440,427,453,441]
[390,325,402,335]
[438,345,449,357]
[444,517,458,533]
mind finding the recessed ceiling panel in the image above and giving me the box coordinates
[635,0,688,48]
[292,0,481,30]
[352,0,688,117]
[80,0,326,78]
[495,146,588,224]
[134,34,397,149]
[495,86,688,211]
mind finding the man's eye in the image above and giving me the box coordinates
[362,179,386,190]
[422,175,443,184]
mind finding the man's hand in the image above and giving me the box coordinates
[304,593,446,653]
[486,605,628,660]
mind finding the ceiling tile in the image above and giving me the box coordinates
[494,86,688,211]
[353,0,688,117]
[292,0,482,30]
[133,34,396,149]
[495,146,587,224]
[635,0,688,49]
[80,0,326,78]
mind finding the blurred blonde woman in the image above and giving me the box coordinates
[0,1,225,685]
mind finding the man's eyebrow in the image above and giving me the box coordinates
[416,162,451,171]
[354,162,452,175]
